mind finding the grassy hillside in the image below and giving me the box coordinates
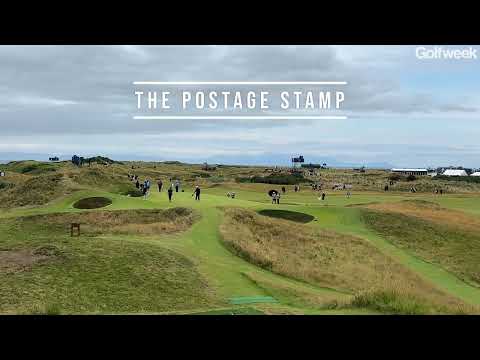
[219,207,470,313]
[0,173,75,208]
[0,207,219,314]
[361,204,480,288]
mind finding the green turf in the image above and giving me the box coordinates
[3,163,480,314]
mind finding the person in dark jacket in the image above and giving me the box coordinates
[193,186,201,201]
[167,186,173,202]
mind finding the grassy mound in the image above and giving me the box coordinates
[5,160,63,175]
[220,208,468,313]
[0,180,13,191]
[69,168,137,195]
[258,209,314,223]
[364,200,480,232]
[73,197,112,209]
[0,173,73,208]
[361,209,480,287]
[336,289,472,315]
[236,173,312,185]
[123,189,143,197]
[0,209,217,314]
[16,207,198,237]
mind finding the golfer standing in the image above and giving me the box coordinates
[143,184,148,200]
[193,186,201,201]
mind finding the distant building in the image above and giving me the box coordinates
[442,169,468,176]
[391,168,428,176]
[471,172,480,177]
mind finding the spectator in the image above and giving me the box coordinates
[193,186,201,201]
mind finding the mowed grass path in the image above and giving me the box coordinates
[3,185,480,312]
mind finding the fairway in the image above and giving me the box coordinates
[1,160,480,314]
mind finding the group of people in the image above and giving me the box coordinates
[129,175,152,199]
[128,173,201,202]
[434,188,444,195]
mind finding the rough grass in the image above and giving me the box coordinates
[236,173,312,185]
[365,199,480,232]
[0,209,218,314]
[68,167,138,195]
[361,208,480,287]
[5,160,63,175]
[0,180,13,191]
[338,288,473,315]
[14,207,199,237]
[0,173,75,208]
[0,247,61,274]
[219,208,468,313]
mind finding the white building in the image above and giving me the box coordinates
[391,168,428,176]
[470,172,480,177]
[442,169,468,176]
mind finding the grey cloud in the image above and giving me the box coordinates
[0,45,479,165]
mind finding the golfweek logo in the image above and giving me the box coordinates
[416,46,478,60]
[133,81,348,120]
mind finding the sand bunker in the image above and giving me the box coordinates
[73,197,112,209]
[257,209,314,223]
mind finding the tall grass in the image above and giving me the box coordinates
[220,208,474,314]
[361,208,480,287]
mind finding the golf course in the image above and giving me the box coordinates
[1,159,480,315]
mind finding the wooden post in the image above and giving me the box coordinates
[71,223,80,237]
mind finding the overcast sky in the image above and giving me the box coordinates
[1,45,479,167]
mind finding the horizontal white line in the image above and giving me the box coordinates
[133,115,348,120]
[133,81,348,85]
